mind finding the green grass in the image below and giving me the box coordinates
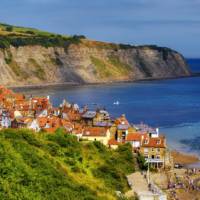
[0,23,65,37]
[0,23,86,49]
[0,128,135,200]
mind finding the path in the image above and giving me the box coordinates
[127,172,153,196]
[127,172,167,200]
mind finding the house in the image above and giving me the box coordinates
[28,119,41,132]
[61,119,74,132]
[126,132,147,150]
[140,135,167,168]
[82,127,111,145]
[81,111,96,126]
[1,115,11,128]
[108,138,122,149]
[113,114,130,142]
[11,117,33,129]
[93,109,110,124]
[61,105,81,122]
[42,116,62,133]
[71,123,83,140]
[31,97,51,112]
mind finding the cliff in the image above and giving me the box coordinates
[0,23,191,86]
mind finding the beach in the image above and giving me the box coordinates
[171,150,199,166]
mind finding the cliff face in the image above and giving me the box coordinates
[0,40,190,86]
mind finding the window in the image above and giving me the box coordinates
[156,140,161,145]
[122,132,126,140]
[156,155,160,159]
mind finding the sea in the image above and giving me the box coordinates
[14,59,200,158]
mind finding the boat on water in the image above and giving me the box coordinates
[113,101,120,105]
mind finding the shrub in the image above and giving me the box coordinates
[5,26,13,32]
[0,34,84,49]
[47,129,70,147]
[45,142,62,156]
[93,141,106,153]
[26,30,35,35]
[137,153,148,170]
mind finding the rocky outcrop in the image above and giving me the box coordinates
[0,40,191,86]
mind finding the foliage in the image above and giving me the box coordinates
[5,26,13,32]
[93,143,135,192]
[0,22,86,49]
[137,153,148,170]
[0,129,135,199]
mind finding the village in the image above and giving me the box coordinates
[1,85,200,200]
[0,86,171,169]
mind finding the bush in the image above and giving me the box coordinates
[93,164,127,192]
[5,26,13,32]
[47,129,78,148]
[93,141,106,153]
[137,153,148,170]
[45,142,62,156]
[0,34,85,49]
[26,30,35,35]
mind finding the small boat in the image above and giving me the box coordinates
[113,101,120,105]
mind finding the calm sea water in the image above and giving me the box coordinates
[14,59,200,156]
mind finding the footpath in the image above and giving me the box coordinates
[127,172,167,200]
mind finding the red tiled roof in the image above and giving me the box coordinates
[115,115,130,126]
[83,127,107,137]
[44,127,57,133]
[108,138,121,145]
[126,132,147,141]
[141,136,166,148]
[37,117,48,127]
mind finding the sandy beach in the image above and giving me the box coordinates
[171,150,199,165]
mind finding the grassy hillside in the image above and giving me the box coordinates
[0,23,86,49]
[0,128,135,200]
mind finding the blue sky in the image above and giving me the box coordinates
[0,0,200,57]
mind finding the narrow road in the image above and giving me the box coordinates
[127,172,153,196]
[127,172,167,200]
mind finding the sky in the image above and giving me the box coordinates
[0,0,200,57]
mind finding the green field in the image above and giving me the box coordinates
[0,23,85,49]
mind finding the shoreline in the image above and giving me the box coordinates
[171,150,200,167]
[8,73,200,90]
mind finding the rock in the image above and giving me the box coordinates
[0,40,191,86]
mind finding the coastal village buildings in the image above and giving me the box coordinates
[0,86,171,168]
